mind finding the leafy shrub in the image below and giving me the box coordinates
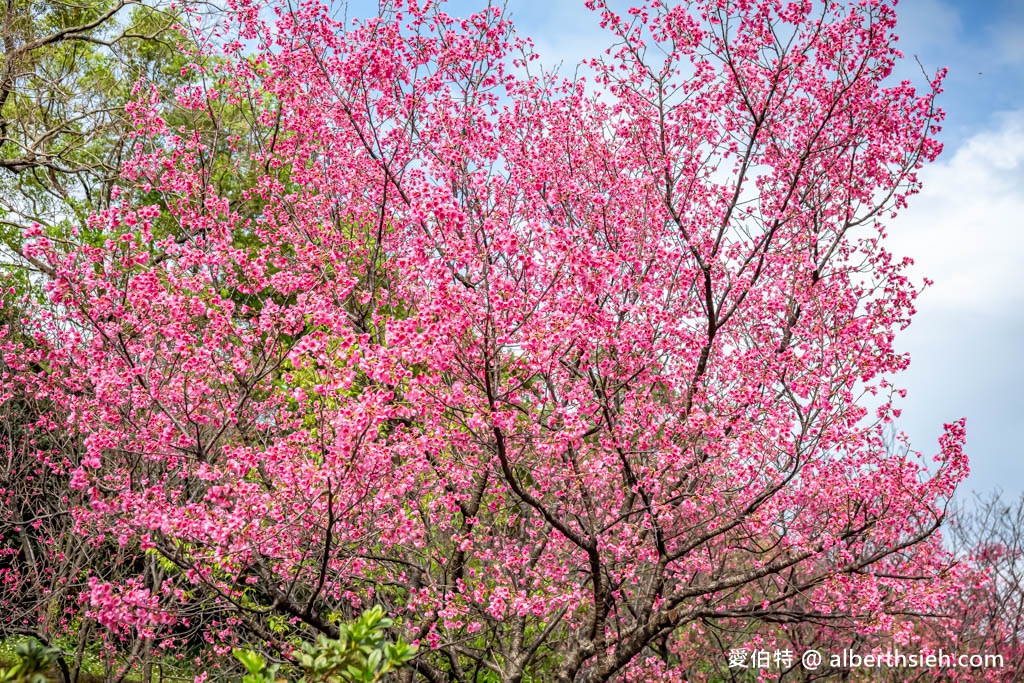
[0,639,60,683]
[235,608,416,683]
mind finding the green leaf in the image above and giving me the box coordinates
[235,649,266,675]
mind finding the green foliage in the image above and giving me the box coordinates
[234,607,416,683]
[0,639,59,683]
[235,650,284,683]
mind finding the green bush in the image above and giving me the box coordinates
[0,639,60,683]
[235,607,416,683]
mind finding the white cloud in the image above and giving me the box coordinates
[888,110,1024,314]
[887,112,1024,495]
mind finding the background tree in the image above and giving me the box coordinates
[0,0,270,272]
[939,493,1024,680]
[2,0,158,248]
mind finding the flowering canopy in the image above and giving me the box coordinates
[1,0,978,680]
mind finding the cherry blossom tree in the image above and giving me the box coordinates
[1,0,978,681]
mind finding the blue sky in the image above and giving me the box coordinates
[342,0,1024,500]
[897,0,1024,140]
